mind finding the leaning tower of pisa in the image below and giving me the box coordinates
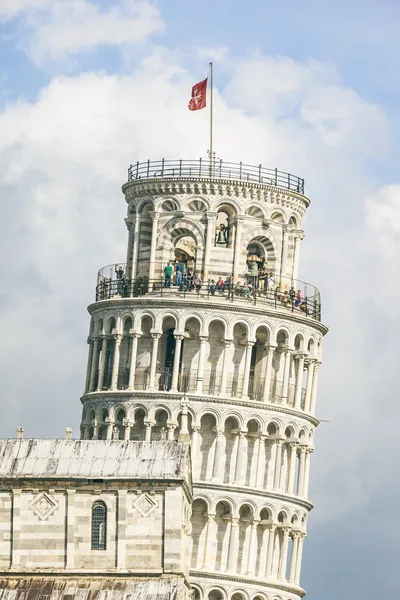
[80,159,327,600]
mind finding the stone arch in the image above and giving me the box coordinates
[158,217,205,249]
[214,499,233,572]
[159,196,179,212]
[190,498,209,570]
[222,414,241,485]
[244,204,266,219]
[269,210,285,223]
[185,195,210,212]
[198,412,218,480]
[104,315,117,334]
[245,418,262,486]
[136,312,155,333]
[96,405,109,440]
[136,196,155,214]
[114,406,126,439]
[237,503,255,574]
[148,403,172,422]
[288,214,298,227]
[231,591,250,600]
[207,588,228,600]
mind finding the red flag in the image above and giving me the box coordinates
[188,78,207,111]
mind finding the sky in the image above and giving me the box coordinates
[0,0,399,598]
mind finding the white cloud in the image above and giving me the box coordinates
[0,50,395,529]
[7,0,164,64]
[0,0,49,22]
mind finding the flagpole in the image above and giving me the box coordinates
[209,61,213,176]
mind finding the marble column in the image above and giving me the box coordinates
[234,431,247,485]
[131,214,140,280]
[196,336,208,393]
[85,340,93,392]
[202,514,216,570]
[144,421,152,442]
[242,341,255,399]
[227,517,239,573]
[303,448,314,498]
[97,335,108,391]
[246,519,259,575]
[288,532,300,583]
[295,534,306,584]
[170,335,184,392]
[89,337,100,392]
[219,340,232,396]
[149,333,161,391]
[255,435,266,488]
[262,345,276,402]
[212,430,224,481]
[167,424,176,441]
[148,211,160,282]
[203,212,217,281]
[281,348,292,405]
[304,360,315,412]
[265,524,276,577]
[287,442,298,494]
[297,446,307,496]
[191,426,200,478]
[294,353,306,409]
[123,420,132,440]
[310,362,320,413]
[273,439,284,490]
[278,526,290,579]
[233,216,244,281]
[110,335,122,391]
[127,333,140,390]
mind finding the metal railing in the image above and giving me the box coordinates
[95,274,321,321]
[127,159,305,194]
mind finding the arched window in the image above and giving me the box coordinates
[91,501,107,550]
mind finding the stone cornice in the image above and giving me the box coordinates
[122,176,310,213]
[87,297,328,336]
[80,391,320,427]
[189,570,306,597]
[194,481,313,510]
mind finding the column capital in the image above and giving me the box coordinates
[167,423,177,431]
[291,530,302,540]
[266,343,277,353]
[113,333,123,342]
[192,425,200,433]
[231,516,240,526]
[235,215,245,224]
[223,338,233,347]
[246,340,255,349]
[239,430,247,438]
[205,211,218,220]
[298,444,308,454]
[289,441,298,449]
[280,525,291,535]
[206,513,216,523]
[306,447,314,455]
[149,210,161,222]
[144,420,154,428]
[173,334,185,341]
[294,351,308,360]
[266,523,276,532]
[199,335,208,343]
[150,332,162,340]
[130,331,141,340]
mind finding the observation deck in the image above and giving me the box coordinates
[124,159,305,195]
[93,263,322,322]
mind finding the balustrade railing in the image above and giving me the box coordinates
[95,274,321,321]
[96,367,306,407]
[126,159,305,194]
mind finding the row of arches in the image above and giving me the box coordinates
[191,584,293,600]
[81,405,313,498]
[191,499,305,585]
[86,313,321,413]
[131,194,302,228]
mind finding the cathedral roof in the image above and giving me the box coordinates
[0,576,188,600]
[0,440,191,485]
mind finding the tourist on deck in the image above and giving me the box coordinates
[216,277,225,292]
[193,274,202,292]
[115,264,124,294]
[289,287,296,304]
[164,262,173,288]
[175,262,183,287]
[295,289,302,306]
[209,280,217,295]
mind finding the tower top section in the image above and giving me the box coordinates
[122,158,309,211]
